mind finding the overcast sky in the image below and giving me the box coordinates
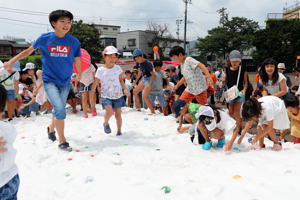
[0,0,296,42]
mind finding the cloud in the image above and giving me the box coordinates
[0,0,295,41]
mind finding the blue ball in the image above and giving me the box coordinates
[248,138,252,143]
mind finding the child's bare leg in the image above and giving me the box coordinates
[257,126,265,148]
[104,105,114,125]
[7,99,15,119]
[267,128,279,144]
[114,108,122,133]
[142,85,155,113]
[133,82,144,110]
[82,92,88,115]
[211,128,225,140]
[89,91,96,110]
[183,114,193,124]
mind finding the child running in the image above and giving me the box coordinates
[92,46,129,135]
[3,10,82,151]
[170,46,213,106]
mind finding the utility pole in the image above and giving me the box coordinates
[176,19,183,40]
[183,0,191,52]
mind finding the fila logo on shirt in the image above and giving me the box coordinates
[48,45,70,57]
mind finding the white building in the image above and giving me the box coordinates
[93,24,121,47]
[117,30,187,58]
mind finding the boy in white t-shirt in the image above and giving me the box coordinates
[0,84,20,199]
[0,62,21,121]
[169,46,213,106]
[92,46,129,135]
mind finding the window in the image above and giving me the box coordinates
[128,39,136,47]
[103,27,108,30]
[113,28,118,31]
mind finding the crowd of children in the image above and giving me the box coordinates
[1,9,300,199]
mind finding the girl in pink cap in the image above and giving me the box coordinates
[92,46,129,136]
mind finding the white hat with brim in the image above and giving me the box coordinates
[102,46,118,55]
[278,63,286,70]
[23,62,36,71]
[195,105,214,120]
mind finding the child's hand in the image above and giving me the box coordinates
[223,142,233,151]
[251,136,259,145]
[0,137,7,153]
[124,89,130,97]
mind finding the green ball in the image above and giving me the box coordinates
[161,186,171,193]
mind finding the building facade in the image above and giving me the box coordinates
[0,39,30,60]
[283,2,300,19]
[117,30,186,58]
[93,24,121,47]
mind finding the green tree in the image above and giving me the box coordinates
[69,20,103,62]
[253,19,300,71]
[196,8,259,60]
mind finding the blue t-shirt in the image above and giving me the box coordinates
[32,32,81,86]
[138,60,153,77]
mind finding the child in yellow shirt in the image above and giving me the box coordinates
[285,95,300,143]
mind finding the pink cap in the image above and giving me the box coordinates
[102,46,118,55]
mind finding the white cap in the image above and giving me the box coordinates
[195,105,214,120]
[23,62,36,71]
[278,63,286,70]
[102,46,118,56]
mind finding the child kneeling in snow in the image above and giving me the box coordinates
[241,96,290,151]
[285,95,300,143]
[195,105,238,150]
[0,84,20,199]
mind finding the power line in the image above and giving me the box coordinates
[0,17,48,26]
[0,6,182,23]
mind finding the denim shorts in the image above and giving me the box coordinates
[142,77,150,86]
[102,97,126,110]
[0,174,20,200]
[43,81,70,120]
[227,94,245,104]
[6,90,16,100]
[149,93,166,107]
[79,82,93,92]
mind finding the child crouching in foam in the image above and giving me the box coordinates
[241,96,290,151]
[195,105,238,150]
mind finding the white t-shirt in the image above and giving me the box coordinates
[0,121,18,187]
[95,65,124,99]
[182,57,207,95]
[125,79,133,91]
[216,110,236,135]
[80,65,96,86]
[259,72,288,95]
[214,70,225,86]
[0,69,20,90]
[258,96,290,129]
